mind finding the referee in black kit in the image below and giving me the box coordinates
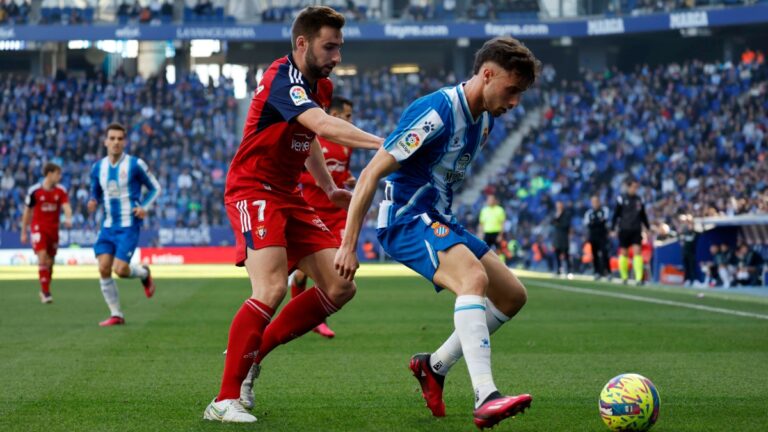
[611,179,650,285]
[584,195,611,280]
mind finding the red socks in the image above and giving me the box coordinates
[255,287,338,363]
[290,275,307,298]
[38,265,51,295]
[217,298,274,401]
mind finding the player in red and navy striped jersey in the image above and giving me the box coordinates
[204,6,383,424]
[20,162,72,304]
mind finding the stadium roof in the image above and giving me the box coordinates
[696,214,768,227]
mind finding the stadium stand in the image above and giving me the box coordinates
[0,70,238,231]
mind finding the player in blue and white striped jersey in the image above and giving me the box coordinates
[336,37,540,429]
[87,123,161,327]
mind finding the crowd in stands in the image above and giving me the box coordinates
[620,0,763,16]
[0,0,31,24]
[1,0,762,25]
[0,70,239,231]
[117,0,174,25]
[261,1,377,22]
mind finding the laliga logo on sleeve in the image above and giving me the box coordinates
[290,86,311,106]
[404,132,421,149]
[397,131,422,155]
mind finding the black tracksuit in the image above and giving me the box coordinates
[611,193,650,248]
[679,227,698,283]
[585,206,610,276]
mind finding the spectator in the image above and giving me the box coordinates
[194,0,213,16]
[161,0,174,19]
[733,243,764,286]
[117,1,131,19]
[584,195,611,279]
[677,215,699,286]
[716,243,735,288]
[552,200,572,276]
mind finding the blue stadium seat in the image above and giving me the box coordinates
[183,7,195,23]
[83,8,94,23]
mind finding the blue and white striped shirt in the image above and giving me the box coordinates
[90,154,161,228]
[378,83,493,227]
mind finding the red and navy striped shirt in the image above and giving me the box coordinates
[225,53,332,202]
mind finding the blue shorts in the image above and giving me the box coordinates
[377,213,490,291]
[94,225,141,262]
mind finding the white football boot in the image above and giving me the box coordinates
[203,398,257,423]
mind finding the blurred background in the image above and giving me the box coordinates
[0,0,766,287]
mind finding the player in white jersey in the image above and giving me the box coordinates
[87,123,162,326]
[335,37,540,429]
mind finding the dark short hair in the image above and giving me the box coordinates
[625,178,638,186]
[330,96,353,112]
[106,122,126,136]
[291,6,345,51]
[473,37,541,89]
[43,162,61,176]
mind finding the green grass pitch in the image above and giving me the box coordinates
[1,268,768,431]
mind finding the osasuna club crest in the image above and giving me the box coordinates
[256,225,267,239]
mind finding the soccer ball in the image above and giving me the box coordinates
[599,373,660,431]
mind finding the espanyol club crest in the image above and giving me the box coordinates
[431,222,450,238]
[256,225,267,239]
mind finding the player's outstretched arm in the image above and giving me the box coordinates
[20,207,31,244]
[335,148,400,281]
[136,158,162,212]
[306,138,351,209]
[297,107,383,150]
[62,203,73,228]
[88,163,103,213]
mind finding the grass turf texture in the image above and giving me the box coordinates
[1,265,768,431]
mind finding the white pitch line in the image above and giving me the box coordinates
[533,281,768,321]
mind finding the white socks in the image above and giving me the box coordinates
[430,297,510,376]
[100,278,123,318]
[129,265,148,279]
[452,295,498,408]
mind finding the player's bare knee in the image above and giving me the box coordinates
[510,282,528,310]
[459,267,488,296]
[325,279,356,306]
[250,281,286,307]
[113,264,130,278]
